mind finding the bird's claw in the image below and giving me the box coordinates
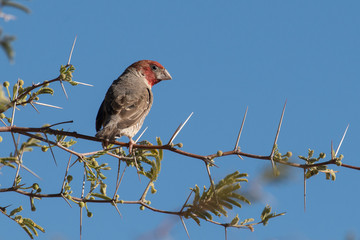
[128,138,135,154]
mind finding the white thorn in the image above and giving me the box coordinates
[335,124,349,156]
[168,112,193,145]
[72,81,93,87]
[135,127,148,143]
[67,35,77,65]
[34,102,63,109]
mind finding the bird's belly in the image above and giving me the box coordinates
[117,120,144,139]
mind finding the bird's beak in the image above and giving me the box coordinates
[160,69,172,80]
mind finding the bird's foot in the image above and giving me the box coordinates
[128,138,135,154]
[101,138,110,149]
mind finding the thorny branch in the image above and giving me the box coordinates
[0,125,358,170]
[1,58,358,240]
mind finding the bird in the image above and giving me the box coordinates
[95,60,172,151]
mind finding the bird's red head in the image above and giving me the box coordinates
[129,60,172,87]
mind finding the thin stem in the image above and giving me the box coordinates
[140,180,153,202]
[61,154,72,193]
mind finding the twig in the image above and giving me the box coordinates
[61,154,72,193]
[140,180,153,202]
[1,125,360,171]
[16,77,61,101]
[48,120,74,128]
[205,162,216,197]
[180,190,194,213]
[12,151,23,187]
[43,133,57,166]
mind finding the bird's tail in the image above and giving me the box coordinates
[95,124,118,142]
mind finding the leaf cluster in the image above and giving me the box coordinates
[0,135,41,171]
[59,65,76,85]
[183,171,250,225]
[1,205,44,239]
[299,149,340,181]
[0,28,16,61]
[272,144,292,163]
[1,79,55,114]
[135,137,163,182]
[1,0,30,61]
[260,205,285,226]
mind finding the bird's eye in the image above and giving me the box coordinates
[151,65,158,71]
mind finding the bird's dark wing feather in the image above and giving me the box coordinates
[96,76,152,131]
[95,100,106,132]
[108,87,152,129]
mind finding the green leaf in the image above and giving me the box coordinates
[36,87,54,96]
[21,225,34,239]
[90,193,112,200]
[316,165,327,171]
[223,197,242,208]
[230,214,239,226]
[0,86,11,112]
[193,185,200,203]
[228,193,251,205]
[23,219,38,236]
[9,206,23,216]
[330,170,336,181]
[261,205,271,221]
[156,137,163,160]
[188,213,201,226]
[240,218,254,225]
[0,35,16,62]
[308,149,314,158]
[0,156,18,162]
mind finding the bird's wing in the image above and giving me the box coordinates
[95,100,106,131]
[103,86,152,130]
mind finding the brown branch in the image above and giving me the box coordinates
[16,77,61,102]
[0,125,359,171]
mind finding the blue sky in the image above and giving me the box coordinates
[1,1,360,239]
